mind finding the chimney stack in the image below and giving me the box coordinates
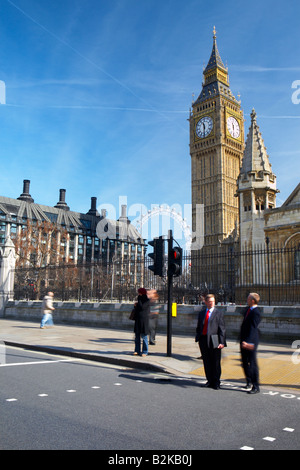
[55,189,70,211]
[17,179,34,203]
[87,197,99,216]
[119,204,129,223]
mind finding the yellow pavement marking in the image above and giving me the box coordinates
[190,354,300,390]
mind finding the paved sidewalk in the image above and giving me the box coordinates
[1,319,299,393]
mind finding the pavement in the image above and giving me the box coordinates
[1,318,300,394]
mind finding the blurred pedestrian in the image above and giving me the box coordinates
[133,288,150,356]
[40,292,55,328]
[195,293,226,389]
[240,293,261,394]
[148,289,159,345]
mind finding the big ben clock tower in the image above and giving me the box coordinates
[190,28,244,255]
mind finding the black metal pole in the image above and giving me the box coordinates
[167,230,173,357]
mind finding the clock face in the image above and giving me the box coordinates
[196,116,213,139]
[227,116,240,138]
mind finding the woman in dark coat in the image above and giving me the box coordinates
[133,288,150,356]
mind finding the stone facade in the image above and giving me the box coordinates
[264,184,300,247]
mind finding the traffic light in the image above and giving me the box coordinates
[168,246,182,277]
[148,236,164,276]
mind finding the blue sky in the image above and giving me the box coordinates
[0,0,299,246]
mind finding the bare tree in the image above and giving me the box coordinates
[14,220,68,298]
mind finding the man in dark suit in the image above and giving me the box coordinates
[195,294,226,390]
[240,293,261,394]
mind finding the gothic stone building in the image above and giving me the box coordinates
[190,29,300,293]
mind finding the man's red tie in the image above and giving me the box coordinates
[244,308,251,320]
[203,310,210,335]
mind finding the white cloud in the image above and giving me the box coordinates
[8,78,103,89]
[231,65,300,73]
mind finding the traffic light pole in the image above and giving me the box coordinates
[148,230,181,357]
[167,230,173,357]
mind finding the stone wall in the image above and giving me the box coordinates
[2,300,300,343]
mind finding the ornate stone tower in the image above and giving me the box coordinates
[237,109,278,249]
[190,28,244,253]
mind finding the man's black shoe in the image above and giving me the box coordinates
[247,387,260,394]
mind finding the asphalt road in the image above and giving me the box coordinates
[1,346,299,452]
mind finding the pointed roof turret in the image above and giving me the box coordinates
[237,109,278,204]
[202,26,229,88]
[204,26,227,75]
[194,27,237,106]
[241,109,273,175]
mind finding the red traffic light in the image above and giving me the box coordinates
[170,247,181,260]
[168,247,182,276]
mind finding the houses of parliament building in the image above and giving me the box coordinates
[0,28,299,301]
[189,28,300,298]
[190,28,300,252]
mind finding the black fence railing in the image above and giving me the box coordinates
[13,243,300,305]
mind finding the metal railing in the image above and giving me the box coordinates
[13,243,300,305]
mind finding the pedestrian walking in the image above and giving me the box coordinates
[148,289,159,345]
[133,288,150,356]
[240,292,261,394]
[195,293,226,390]
[40,292,55,328]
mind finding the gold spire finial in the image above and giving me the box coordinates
[213,26,217,38]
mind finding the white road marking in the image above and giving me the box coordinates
[0,359,76,367]
[240,426,297,449]
[263,436,276,442]
[3,372,298,452]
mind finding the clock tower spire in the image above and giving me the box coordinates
[190,28,244,258]
[202,26,229,87]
